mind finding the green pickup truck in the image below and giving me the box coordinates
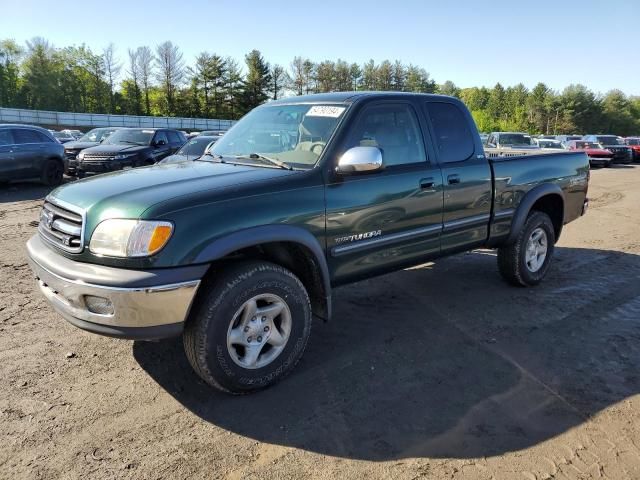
[27,92,590,393]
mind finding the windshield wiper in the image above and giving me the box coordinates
[198,151,225,162]
[117,140,142,145]
[235,153,292,170]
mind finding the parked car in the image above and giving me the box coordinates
[61,129,84,140]
[199,130,226,137]
[158,136,219,164]
[582,135,633,164]
[51,131,76,144]
[566,140,613,168]
[537,135,557,140]
[0,124,66,185]
[64,127,123,176]
[479,133,489,145]
[533,138,565,150]
[26,92,589,393]
[186,131,200,139]
[622,137,640,162]
[75,128,187,176]
[556,135,583,147]
[486,132,538,149]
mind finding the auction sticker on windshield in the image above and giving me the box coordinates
[307,106,346,118]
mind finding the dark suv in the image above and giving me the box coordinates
[76,128,186,176]
[64,127,123,176]
[582,135,633,164]
[0,124,66,185]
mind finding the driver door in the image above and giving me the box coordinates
[325,101,444,285]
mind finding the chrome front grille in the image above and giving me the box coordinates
[38,199,85,253]
[82,153,114,163]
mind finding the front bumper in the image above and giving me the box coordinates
[27,235,203,340]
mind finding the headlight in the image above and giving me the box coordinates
[89,219,173,257]
[78,152,85,160]
[114,153,136,160]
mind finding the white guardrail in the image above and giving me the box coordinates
[0,107,235,131]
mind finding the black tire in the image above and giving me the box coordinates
[40,159,64,186]
[183,261,312,394]
[497,211,555,287]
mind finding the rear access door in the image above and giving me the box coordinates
[423,100,492,252]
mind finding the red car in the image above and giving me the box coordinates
[623,137,640,162]
[566,140,613,168]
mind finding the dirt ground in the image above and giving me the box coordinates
[1,165,640,480]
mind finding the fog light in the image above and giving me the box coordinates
[84,295,114,315]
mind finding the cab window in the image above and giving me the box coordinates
[345,103,426,167]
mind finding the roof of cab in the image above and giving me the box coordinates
[268,91,458,105]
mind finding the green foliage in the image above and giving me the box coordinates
[0,36,638,132]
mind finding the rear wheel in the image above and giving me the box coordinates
[498,211,555,287]
[183,261,312,394]
[40,159,64,186]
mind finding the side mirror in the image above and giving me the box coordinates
[155,139,167,146]
[336,146,383,174]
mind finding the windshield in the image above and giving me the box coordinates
[499,134,531,146]
[626,138,640,146]
[177,137,216,156]
[53,132,71,139]
[596,136,622,146]
[103,129,154,146]
[79,128,118,143]
[210,103,347,169]
[575,141,600,149]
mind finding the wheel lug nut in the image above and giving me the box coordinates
[247,336,252,343]
[252,317,256,322]
[261,316,267,322]
[244,326,249,332]
[264,326,269,332]
[257,336,262,342]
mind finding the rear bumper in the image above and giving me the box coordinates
[27,235,204,340]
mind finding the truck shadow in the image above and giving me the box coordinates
[0,178,74,203]
[133,246,640,460]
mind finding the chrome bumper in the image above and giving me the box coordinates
[28,252,200,339]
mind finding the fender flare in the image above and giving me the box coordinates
[193,225,332,318]
[505,183,564,245]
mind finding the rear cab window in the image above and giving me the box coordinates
[425,102,474,163]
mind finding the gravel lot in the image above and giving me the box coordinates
[1,165,640,480]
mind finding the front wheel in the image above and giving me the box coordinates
[183,261,312,394]
[40,159,64,186]
[497,211,555,287]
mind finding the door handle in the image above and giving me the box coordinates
[420,177,435,189]
[447,174,461,185]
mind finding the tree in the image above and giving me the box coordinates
[103,43,121,113]
[362,60,377,90]
[270,64,287,100]
[155,41,184,115]
[0,39,23,107]
[136,46,154,115]
[602,89,636,136]
[289,56,306,95]
[349,63,361,91]
[439,80,460,98]
[125,48,142,115]
[222,56,242,119]
[241,49,271,113]
[316,60,335,93]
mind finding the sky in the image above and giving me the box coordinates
[1,0,639,96]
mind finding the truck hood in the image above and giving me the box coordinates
[49,161,300,222]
